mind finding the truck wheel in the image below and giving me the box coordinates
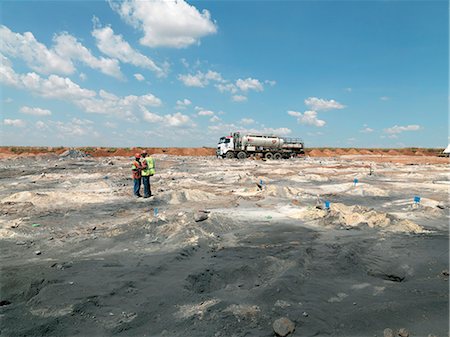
[225,151,235,159]
[237,151,247,159]
[274,153,282,160]
[264,152,274,160]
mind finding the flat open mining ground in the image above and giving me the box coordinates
[1,154,448,337]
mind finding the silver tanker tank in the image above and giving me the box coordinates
[241,134,284,148]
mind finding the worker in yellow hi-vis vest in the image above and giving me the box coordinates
[140,150,155,198]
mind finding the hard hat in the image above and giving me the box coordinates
[135,153,141,158]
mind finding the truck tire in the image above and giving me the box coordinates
[273,153,282,160]
[237,151,247,160]
[225,151,235,159]
[264,152,274,160]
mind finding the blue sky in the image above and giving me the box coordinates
[0,0,448,148]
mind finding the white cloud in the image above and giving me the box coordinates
[0,58,162,120]
[216,83,238,94]
[240,118,254,125]
[246,127,292,136]
[134,73,145,81]
[165,112,192,127]
[142,108,193,128]
[264,80,276,86]
[236,78,263,92]
[53,32,122,79]
[0,25,122,79]
[92,21,167,77]
[288,110,326,127]
[3,119,25,127]
[360,127,374,133]
[35,118,97,137]
[209,115,220,123]
[384,124,421,134]
[110,0,217,48]
[304,97,345,111]
[79,73,87,81]
[198,110,214,116]
[232,95,247,102]
[175,98,192,109]
[380,96,389,101]
[104,121,117,128]
[20,106,52,116]
[345,87,352,92]
[1,25,73,75]
[178,70,223,87]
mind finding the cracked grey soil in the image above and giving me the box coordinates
[0,155,448,337]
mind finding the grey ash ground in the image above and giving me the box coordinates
[0,154,448,337]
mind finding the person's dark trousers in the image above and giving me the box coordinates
[142,176,152,197]
[133,178,142,196]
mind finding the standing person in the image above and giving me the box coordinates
[131,153,142,197]
[141,151,155,198]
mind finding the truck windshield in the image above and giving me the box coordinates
[219,137,231,144]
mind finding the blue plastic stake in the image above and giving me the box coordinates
[325,201,330,209]
[353,178,358,186]
[260,179,264,186]
[414,196,421,204]
[154,208,159,217]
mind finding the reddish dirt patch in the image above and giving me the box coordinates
[0,147,446,164]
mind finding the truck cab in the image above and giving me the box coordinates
[217,136,233,157]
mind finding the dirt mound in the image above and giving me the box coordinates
[387,149,400,155]
[59,149,90,158]
[346,148,359,155]
[283,203,426,233]
[307,149,324,157]
[334,149,347,155]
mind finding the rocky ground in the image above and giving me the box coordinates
[0,153,448,337]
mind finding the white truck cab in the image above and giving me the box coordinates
[217,136,234,157]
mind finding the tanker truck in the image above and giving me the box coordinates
[217,132,305,159]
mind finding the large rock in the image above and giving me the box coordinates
[273,317,295,336]
[194,211,209,222]
[383,328,395,337]
[398,328,409,337]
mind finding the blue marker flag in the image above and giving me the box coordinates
[325,201,330,209]
[154,208,159,216]
[414,196,421,203]
[354,178,358,185]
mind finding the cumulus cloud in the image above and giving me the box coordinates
[359,126,374,133]
[384,124,421,134]
[288,110,326,127]
[198,110,214,116]
[1,57,162,120]
[3,119,26,127]
[0,25,122,78]
[134,73,145,81]
[175,98,191,109]
[109,0,217,48]
[35,118,98,137]
[304,97,345,111]
[236,78,263,92]
[178,70,224,87]
[20,106,52,116]
[264,80,276,86]
[209,115,220,123]
[216,83,238,94]
[142,107,193,127]
[92,20,167,77]
[232,95,247,102]
[240,118,254,125]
